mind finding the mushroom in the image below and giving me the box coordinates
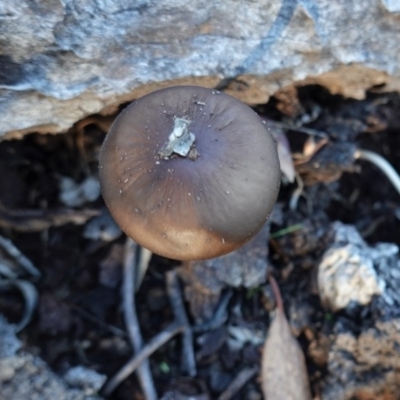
[99,86,280,261]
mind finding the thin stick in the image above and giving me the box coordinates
[0,235,41,277]
[166,270,197,377]
[289,173,305,211]
[123,238,157,400]
[268,274,284,314]
[355,149,400,196]
[270,120,328,138]
[102,321,184,396]
[194,290,232,333]
[70,304,127,337]
[217,367,258,400]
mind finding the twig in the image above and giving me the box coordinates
[13,279,38,332]
[354,149,400,196]
[217,367,258,400]
[103,250,197,396]
[289,173,305,211]
[270,121,328,139]
[0,234,41,277]
[360,215,387,238]
[166,270,197,377]
[102,321,184,396]
[194,290,233,333]
[0,278,38,332]
[268,274,284,314]
[0,201,99,232]
[122,238,157,400]
[70,304,127,337]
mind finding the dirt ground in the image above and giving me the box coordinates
[1,85,400,400]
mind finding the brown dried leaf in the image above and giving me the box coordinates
[261,277,312,400]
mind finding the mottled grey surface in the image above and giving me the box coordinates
[1,0,400,137]
[319,222,400,399]
[322,318,400,399]
[0,316,105,400]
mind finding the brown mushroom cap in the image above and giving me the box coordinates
[99,86,280,261]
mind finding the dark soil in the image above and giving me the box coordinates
[1,85,400,400]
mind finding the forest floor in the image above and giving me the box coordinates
[1,85,400,400]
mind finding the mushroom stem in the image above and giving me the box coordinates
[354,149,400,196]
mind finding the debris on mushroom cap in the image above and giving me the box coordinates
[99,86,280,261]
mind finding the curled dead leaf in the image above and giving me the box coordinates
[261,276,312,400]
[260,117,296,183]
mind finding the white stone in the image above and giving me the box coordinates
[318,222,388,312]
[59,176,101,207]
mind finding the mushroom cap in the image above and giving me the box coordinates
[99,86,280,261]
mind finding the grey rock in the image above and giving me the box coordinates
[63,366,106,396]
[317,222,392,312]
[0,316,104,400]
[369,244,400,320]
[319,223,400,398]
[1,0,400,138]
[322,318,400,400]
[381,0,400,12]
[59,176,101,207]
[0,315,21,358]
